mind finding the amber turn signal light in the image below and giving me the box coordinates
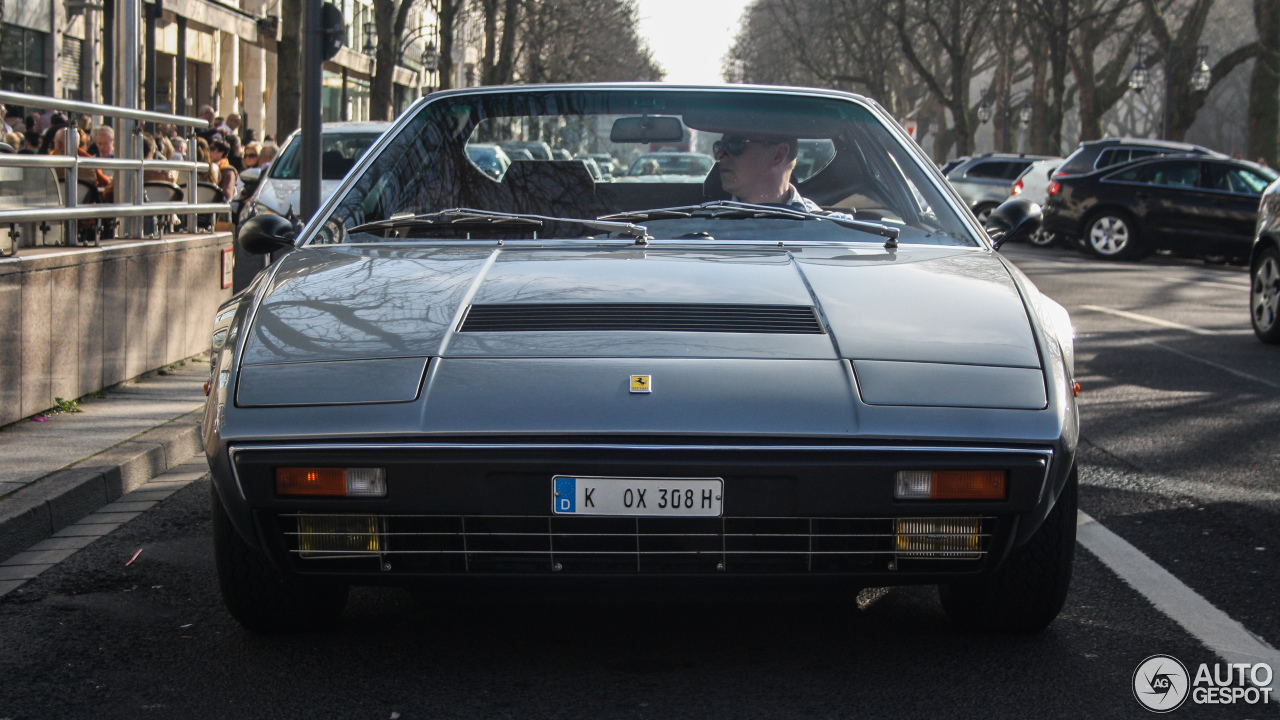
[276,467,387,497]
[895,470,1007,500]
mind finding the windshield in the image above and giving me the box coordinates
[270,132,384,180]
[317,89,978,247]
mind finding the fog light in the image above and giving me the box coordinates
[895,470,1006,500]
[895,517,982,558]
[297,514,382,557]
[276,467,387,497]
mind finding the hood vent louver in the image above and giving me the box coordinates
[459,303,826,334]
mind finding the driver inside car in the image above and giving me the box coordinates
[714,134,828,213]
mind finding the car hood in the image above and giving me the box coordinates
[255,177,345,217]
[241,243,1041,369]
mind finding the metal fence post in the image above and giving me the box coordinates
[66,113,78,246]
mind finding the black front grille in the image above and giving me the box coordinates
[281,514,995,574]
[458,303,826,334]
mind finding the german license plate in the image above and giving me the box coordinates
[552,476,723,517]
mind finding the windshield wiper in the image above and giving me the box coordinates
[349,208,651,242]
[600,201,901,248]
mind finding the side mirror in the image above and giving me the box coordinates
[985,198,1042,250]
[238,213,296,255]
[0,142,13,153]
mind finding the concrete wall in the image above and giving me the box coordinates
[0,234,233,427]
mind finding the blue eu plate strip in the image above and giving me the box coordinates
[555,477,576,513]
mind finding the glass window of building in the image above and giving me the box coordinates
[1,24,49,97]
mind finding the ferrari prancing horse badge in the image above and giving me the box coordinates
[630,375,652,394]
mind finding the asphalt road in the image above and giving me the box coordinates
[2,242,1278,719]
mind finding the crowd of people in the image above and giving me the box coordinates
[1,102,279,207]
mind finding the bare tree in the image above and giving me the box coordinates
[1141,0,1258,140]
[276,0,303,137]
[479,0,522,85]
[436,0,466,91]
[889,0,998,156]
[371,0,420,121]
[1249,0,1280,163]
[522,0,663,83]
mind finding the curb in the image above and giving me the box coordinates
[0,410,205,561]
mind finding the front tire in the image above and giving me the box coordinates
[212,487,349,632]
[1252,245,1280,344]
[939,466,1077,633]
[1085,211,1143,260]
[973,203,998,225]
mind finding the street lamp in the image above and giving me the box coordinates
[977,99,993,124]
[421,42,438,72]
[1129,41,1211,139]
[1129,43,1149,93]
[1190,47,1212,92]
[363,22,376,57]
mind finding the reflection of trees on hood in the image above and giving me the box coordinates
[244,247,492,363]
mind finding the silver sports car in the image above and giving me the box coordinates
[209,84,1076,634]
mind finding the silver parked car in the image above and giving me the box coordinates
[217,84,1077,635]
[944,153,1054,222]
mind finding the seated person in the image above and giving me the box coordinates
[51,127,113,200]
[713,134,832,214]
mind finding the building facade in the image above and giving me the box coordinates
[2,0,466,139]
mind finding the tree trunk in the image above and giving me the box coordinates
[493,0,520,84]
[276,0,303,137]
[1028,40,1050,154]
[1249,0,1280,165]
[371,0,398,121]
[437,0,462,90]
[481,0,498,84]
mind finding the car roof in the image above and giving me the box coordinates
[1082,137,1216,153]
[318,121,392,133]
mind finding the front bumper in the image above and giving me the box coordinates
[212,441,1069,584]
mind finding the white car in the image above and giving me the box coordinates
[1008,158,1062,246]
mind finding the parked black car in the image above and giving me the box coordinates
[1249,175,1280,343]
[1043,155,1276,261]
[1054,137,1222,178]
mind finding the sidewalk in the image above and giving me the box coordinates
[0,358,210,560]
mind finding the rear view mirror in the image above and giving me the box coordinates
[610,116,685,144]
[985,199,1042,250]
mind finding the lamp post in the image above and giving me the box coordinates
[363,22,377,57]
[1129,42,1211,140]
[977,89,1034,152]
[421,42,439,94]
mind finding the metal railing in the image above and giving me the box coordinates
[0,89,233,256]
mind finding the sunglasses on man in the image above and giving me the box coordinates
[712,136,781,157]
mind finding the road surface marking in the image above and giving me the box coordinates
[1080,305,1222,335]
[1078,511,1280,703]
[1143,339,1280,390]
